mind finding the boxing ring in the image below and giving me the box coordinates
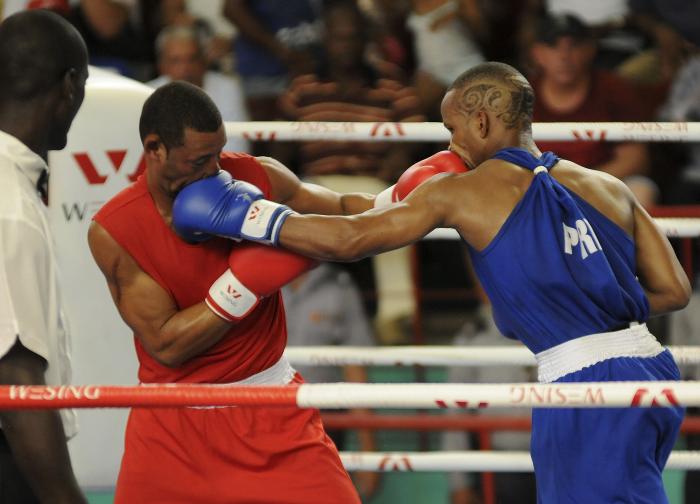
[3,380,700,474]
[47,79,700,503]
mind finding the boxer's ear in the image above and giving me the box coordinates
[143,133,166,162]
[477,110,489,139]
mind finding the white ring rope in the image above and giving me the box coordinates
[295,381,697,409]
[225,121,700,143]
[425,218,700,240]
[3,381,698,409]
[339,451,700,472]
[284,345,700,367]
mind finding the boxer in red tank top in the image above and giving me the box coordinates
[88,82,380,503]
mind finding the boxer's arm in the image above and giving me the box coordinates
[88,222,231,368]
[277,173,458,261]
[258,151,467,216]
[257,156,376,215]
[633,199,691,315]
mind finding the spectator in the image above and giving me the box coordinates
[66,0,167,80]
[407,0,484,119]
[669,293,700,503]
[223,0,322,125]
[147,25,250,152]
[443,261,536,504]
[442,308,536,504]
[282,263,380,500]
[626,0,700,83]
[359,0,415,82]
[280,1,423,182]
[657,51,700,204]
[530,0,647,71]
[279,0,425,343]
[0,10,88,503]
[529,13,656,206]
[657,58,700,472]
[185,0,238,71]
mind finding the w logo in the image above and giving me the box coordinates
[370,122,405,138]
[378,456,413,471]
[226,285,242,299]
[571,129,607,141]
[73,150,145,185]
[247,204,261,220]
[242,131,277,141]
[630,388,680,407]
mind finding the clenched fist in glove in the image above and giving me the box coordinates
[374,150,469,207]
[172,170,293,245]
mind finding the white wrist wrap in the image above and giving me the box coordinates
[241,199,293,245]
[373,185,396,208]
[205,269,259,322]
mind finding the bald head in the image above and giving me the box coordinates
[0,10,88,100]
[447,62,534,132]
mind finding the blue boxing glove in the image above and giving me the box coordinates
[172,170,294,245]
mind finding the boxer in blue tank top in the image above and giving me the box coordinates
[230,62,691,504]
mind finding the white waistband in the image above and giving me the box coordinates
[234,355,296,386]
[535,323,664,383]
[185,355,296,409]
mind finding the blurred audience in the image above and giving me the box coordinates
[282,263,380,501]
[527,0,646,71]
[669,292,700,504]
[147,25,249,152]
[657,51,700,204]
[529,13,657,207]
[65,0,181,80]
[443,306,536,504]
[407,0,484,119]
[626,0,700,84]
[223,0,322,126]
[358,0,416,82]
[280,0,423,182]
[279,0,424,344]
[184,0,237,71]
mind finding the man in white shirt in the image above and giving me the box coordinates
[147,25,250,153]
[0,10,88,504]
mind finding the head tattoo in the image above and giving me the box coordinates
[448,63,534,131]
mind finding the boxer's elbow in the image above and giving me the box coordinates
[153,350,187,368]
[647,280,691,315]
[142,337,188,368]
[665,280,692,312]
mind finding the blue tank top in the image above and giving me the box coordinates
[467,147,649,353]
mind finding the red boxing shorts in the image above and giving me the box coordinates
[114,374,360,504]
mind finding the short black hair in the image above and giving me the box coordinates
[448,62,535,131]
[535,13,591,46]
[0,10,87,100]
[139,81,222,149]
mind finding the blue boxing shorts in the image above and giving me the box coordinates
[531,350,683,503]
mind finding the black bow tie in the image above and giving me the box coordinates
[36,168,49,204]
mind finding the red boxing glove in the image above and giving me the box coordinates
[394,150,468,201]
[206,243,317,322]
[374,151,468,207]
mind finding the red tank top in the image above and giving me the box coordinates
[94,153,288,384]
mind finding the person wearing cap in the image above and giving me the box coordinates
[529,13,658,207]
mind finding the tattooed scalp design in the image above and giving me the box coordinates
[448,62,534,131]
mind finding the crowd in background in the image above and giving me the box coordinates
[3,1,700,503]
[10,0,699,207]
